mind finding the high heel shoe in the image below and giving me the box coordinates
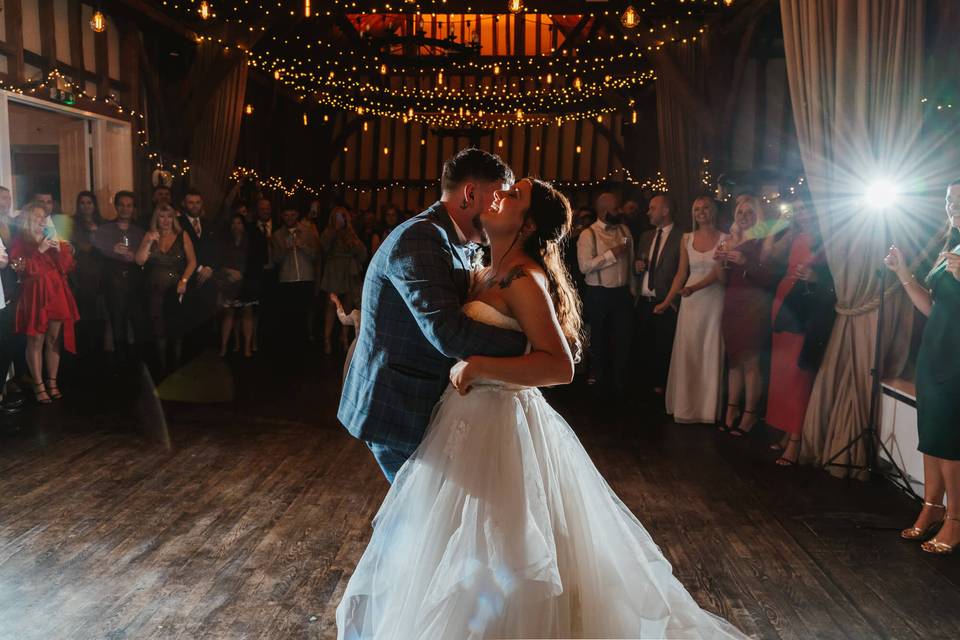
[729,409,758,437]
[901,502,945,541]
[33,382,51,405]
[775,438,802,466]
[45,378,62,400]
[920,515,959,554]
[718,403,740,433]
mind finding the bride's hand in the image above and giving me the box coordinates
[449,359,478,395]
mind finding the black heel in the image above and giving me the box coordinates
[729,409,758,437]
[718,403,740,433]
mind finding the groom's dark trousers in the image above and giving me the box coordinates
[338,202,527,483]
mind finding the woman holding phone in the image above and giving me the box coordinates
[9,202,79,403]
[885,178,960,555]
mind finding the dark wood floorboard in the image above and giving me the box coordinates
[0,346,958,640]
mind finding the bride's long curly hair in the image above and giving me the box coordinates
[520,179,584,361]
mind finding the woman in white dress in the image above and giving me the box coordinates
[336,180,747,639]
[657,196,726,424]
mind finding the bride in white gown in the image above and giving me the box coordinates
[336,179,748,639]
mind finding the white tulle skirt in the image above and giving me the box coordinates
[336,383,748,639]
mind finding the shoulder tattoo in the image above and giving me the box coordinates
[498,266,529,290]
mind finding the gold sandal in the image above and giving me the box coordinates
[901,502,946,540]
[920,515,960,555]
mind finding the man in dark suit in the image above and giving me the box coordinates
[338,149,528,483]
[179,189,220,336]
[634,193,682,397]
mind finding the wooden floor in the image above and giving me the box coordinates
[1,346,958,640]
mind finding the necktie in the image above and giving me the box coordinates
[648,228,663,288]
[192,218,201,237]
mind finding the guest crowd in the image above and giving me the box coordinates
[571,188,836,469]
[0,183,411,412]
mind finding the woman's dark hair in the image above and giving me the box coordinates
[441,148,514,194]
[521,179,583,361]
[74,190,102,224]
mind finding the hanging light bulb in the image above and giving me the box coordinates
[508,0,523,14]
[575,145,582,154]
[323,114,329,122]
[302,113,308,126]
[380,63,388,75]
[596,115,603,123]
[546,73,553,85]
[244,104,254,115]
[304,0,312,18]
[573,77,582,90]
[383,147,390,155]
[199,1,211,20]
[420,138,426,146]
[724,0,734,5]
[363,121,369,132]
[90,9,107,33]
[493,64,501,76]
[437,70,444,84]
[273,69,281,80]
[516,109,524,120]
[631,110,638,124]
[498,138,504,148]
[621,5,638,29]
[408,107,415,118]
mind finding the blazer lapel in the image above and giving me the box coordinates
[427,202,471,300]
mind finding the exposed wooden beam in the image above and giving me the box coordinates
[39,0,57,72]
[109,0,198,41]
[5,0,26,82]
[68,0,85,70]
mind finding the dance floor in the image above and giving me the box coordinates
[1,346,958,640]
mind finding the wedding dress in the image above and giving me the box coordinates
[336,301,748,639]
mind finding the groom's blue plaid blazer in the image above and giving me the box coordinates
[337,202,528,453]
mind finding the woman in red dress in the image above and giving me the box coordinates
[766,196,835,465]
[716,196,784,436]
[10,203,80,403]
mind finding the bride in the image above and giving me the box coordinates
[336,178,748,639]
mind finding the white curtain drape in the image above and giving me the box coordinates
[780,0,925,478]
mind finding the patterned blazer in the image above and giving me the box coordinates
[337,201,528,452]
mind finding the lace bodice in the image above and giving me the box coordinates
[463,300,522,331]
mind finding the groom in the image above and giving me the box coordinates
[338,149,528,483]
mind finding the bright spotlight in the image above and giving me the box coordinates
[863,178,901,209]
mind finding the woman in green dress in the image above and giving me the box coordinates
[885,179,960,555]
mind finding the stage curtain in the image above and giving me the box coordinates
[781,0,924,478]
[656,42,707,228]
[188,49,249,218]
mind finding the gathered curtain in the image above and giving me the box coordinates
[188,46,249,218]
[780,0,925,478]
[656,41,708,228]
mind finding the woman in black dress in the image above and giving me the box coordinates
[217,215,253,357]
[70,191,103,355]
[135,205,196,374]
[885,179,960,555]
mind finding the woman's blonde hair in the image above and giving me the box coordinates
[150,205,182,234]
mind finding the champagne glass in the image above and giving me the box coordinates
[717,238,730,269]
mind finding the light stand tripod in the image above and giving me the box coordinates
[821,222,919,502]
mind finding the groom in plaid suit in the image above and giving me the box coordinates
[338,149,528,483]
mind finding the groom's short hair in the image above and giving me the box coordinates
[441,148,514,194]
